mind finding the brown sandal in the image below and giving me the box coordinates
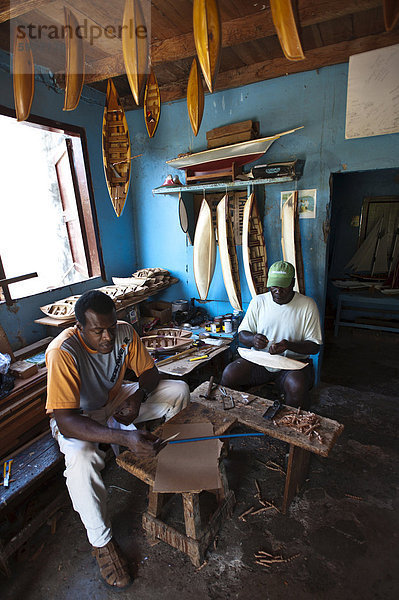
[92,539,132,589]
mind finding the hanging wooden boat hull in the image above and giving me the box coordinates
[217,194,242,311]
[187,57,204,137]
[167,127,303,173]
[383,0,399,31]
[102,79,131,217]
[193,199,216,300]
[281,191,305,294]
[193,0,221,93]
[122,0,149,105]
[242,193,268,297]
[13,29,34,122]
[270,0,305,61]
[63,8,84,111]
[144,69,160,137]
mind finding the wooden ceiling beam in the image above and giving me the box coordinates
[120,31,399,108]
[0,0,56,24]
[85,0,381,83]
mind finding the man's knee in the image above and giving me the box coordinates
[282,372,309,407]
[220,360,242,388]
[63,440,105,472]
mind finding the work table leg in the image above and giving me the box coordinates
[282,445,311,514]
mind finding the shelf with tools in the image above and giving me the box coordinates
[152,175,298,195]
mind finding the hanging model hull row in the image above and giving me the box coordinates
[13,29,34,122]
[281,190,305,294]
[270,0,305,61]
[242,192,268,298]
[193,199,216,300]
[167,127,303,175]
[144,69,160,138]
[63,8,84,111]
[216,194,242,311]
[122,0,149,105]
[187,57,205,137]
[102,80,131,217]
[193,0,221,94]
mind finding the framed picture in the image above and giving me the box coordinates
[281,189,317,219]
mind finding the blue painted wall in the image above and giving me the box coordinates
[0,54,136,348]
[126,63,399,326]
[1,56,399,351]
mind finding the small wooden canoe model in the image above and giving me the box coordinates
[270,0,305,61]
[144,69,160,137]
[242,193,268,298]
[40,302,76,321]
[193,0,221,93]
[13,29,34,121]
[151,328,192,338]
[63,8,84,111]
[102,79,131,217]
[216,194,242,311]
[383,0,399,31]
[281,190,305,294]
[193,198,216,300]
[122,0,149,105]
[187,57,204,136]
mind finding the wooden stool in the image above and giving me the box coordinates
[117,403,237,566]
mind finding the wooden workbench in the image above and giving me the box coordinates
[191,382,344,512]
[156,342,231,377]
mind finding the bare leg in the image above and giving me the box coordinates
[220,358,273,390]
[279,369,312,409]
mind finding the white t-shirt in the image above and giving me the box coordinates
[238,292,323,364]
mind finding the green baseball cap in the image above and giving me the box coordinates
[267,261,295,288]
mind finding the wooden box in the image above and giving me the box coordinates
[206,120,259,149]
[142,301,172,325]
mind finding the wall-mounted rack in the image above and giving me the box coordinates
[152,175,297,195]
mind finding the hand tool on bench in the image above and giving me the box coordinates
[262,398,283,420]
[219,387,235,410]
[199,376,216,401]
[3,459,13,487]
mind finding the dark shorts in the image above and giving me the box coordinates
[227,357,314,393]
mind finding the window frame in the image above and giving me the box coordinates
[0,105,106,305]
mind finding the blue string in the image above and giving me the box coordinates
[168,433,265,444]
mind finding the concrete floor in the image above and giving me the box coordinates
[2,329,399,599]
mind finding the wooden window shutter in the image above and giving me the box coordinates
[55,138,92,278]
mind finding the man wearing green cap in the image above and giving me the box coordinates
[220,261,322,409]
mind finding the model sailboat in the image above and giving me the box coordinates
[345,219,390,279]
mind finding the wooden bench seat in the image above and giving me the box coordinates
[117,403,237,566]
[0,432,65,576]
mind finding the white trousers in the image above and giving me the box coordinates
[51,379,189,548]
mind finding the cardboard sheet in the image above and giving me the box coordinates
[153,423,223,493]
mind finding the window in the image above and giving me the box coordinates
[0,108,104,304]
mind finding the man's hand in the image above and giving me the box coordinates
[268,339,288,355]
[252,333,269,350]
[113,389,144,425]
[124,430,159,458]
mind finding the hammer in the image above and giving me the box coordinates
[199,376,216,401]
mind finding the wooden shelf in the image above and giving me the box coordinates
[152,175,297,195]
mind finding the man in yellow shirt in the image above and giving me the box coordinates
[46,290,189,589]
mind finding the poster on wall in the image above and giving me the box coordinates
[345,44,399,139]
[281,189,317,219]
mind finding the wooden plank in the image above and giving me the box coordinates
[9,360,38,379]
[206,120,255,140]
[191,382,344,458]
[14,337,53,361]
[282,445,311,513]
[207,131,255,149]
[0,0,57,24]
[182,492,202,539]
[142,30,399,105]
[85,0,381,84]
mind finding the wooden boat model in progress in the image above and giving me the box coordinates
[40,302,76,321]
[13,29,34,121]
[193,0,221,93]
[187,57,205,136]
[281,190,305,294]
[167,127,303,175]
[122,0,149,105]
[63,8,84,111]
[102,79,131,217]
[193,199,216,300]
[238,347,307,370]
[270,0,305,61]
[141,335,192,354]
[144,69,160,137]
[242,193,268,297]
[217,194,242,311]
